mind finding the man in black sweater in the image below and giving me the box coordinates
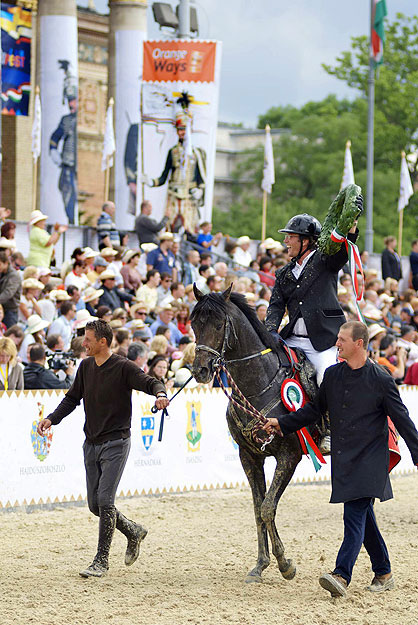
[262,321,418,598]
[37,319,169,578]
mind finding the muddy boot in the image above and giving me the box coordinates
[80,505,116,578]
[116,510,148,566]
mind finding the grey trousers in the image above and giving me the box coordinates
[83,437,131,517]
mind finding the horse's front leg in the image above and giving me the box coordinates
[261,438,301,581]
[239,446,270,583]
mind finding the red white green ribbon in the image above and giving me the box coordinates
[331,227,365,322]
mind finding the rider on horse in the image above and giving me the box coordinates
[265,209,362,450]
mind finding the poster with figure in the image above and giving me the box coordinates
[134,40,221,234]
[114,29,147,231]
[1,3,32,116]
[39,15,78,225]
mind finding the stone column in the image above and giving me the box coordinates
[38,0,78,224]
[108,0,147,230]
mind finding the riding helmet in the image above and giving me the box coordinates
[279,214,321,238]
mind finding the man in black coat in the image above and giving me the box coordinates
[381,236,402,281]
[98,270,133,312]
[265,211,361,386]
[263,321,418,598]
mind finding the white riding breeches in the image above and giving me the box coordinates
[284,336,338,385]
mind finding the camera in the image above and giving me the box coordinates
[47,350,75,371]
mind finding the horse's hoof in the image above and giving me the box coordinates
[245,573,263,584]
[280,559,296,580]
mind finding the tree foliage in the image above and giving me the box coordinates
[213,14,417,252]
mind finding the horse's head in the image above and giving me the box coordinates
[190,284,233,383]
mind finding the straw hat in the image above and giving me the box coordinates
[26,314,50,334]
[141,243,158,253]
[38,267,52,277]
[159,232,174,241]
[123,249,141,264]
[245,292,256,302]
[83,286,104,303]
[82,247,99,259]
[368,323,386,340]
[50,289,72,301]
[100,247,118,257]
[100,269,116,281]
[109,319,123,329]
[30,210,48,225]
[73,309,97,329]
[130,302,148,315]
[237,235,250,246]
[129,319,145,330]
[22,278,45,290]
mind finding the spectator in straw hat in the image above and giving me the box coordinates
[73,309,97,335]
[0,250,22,328]
[233,235,252,268]
[26,210,67,268]
[0,236,16,256]
[150,304,182,346]
[98,270,134,312]
[100,247,123,287]
[146,232,176,279]
[19,278,44,324]
[18,313,50,364]
[83,286,103,317]
[120,249,142,294]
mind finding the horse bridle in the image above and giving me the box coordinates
[195,314,271,368]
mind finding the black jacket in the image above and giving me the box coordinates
[24,362,72,390]
[381,248,402,281]
[0,264,21,311]
[98,286,133,311]
[278,359,418,503]
[265,235,357,351]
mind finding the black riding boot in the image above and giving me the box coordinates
[80,505,116,578]
[116,510,148,566]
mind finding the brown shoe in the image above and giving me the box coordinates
[319,572,348,597]
[367,573,395,593]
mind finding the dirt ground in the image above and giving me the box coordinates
[1,473,418,625]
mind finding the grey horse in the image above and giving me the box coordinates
[191,285,318,583]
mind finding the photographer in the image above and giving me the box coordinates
[24,344,74,390]
[377,334,407,382]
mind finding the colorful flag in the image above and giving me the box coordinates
[398,151,414,212]
[31,89,41,161]
[340,140,355,190]
[101,99,115,171]
[371,0,387,65]
[1,3,32,116]
[261,125,275,194]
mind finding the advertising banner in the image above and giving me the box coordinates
[1,3,32,116]
[39,15,78,225]
[124,39,221,234]
[1,386,417,509]
[114,29,147,231]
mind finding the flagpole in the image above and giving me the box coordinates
[261,123,270,241]
[261,190,267,241]
[398,150,406,257]
[32,85,40,212]
[140,85,145,201]
[365,0,375,253]
[103,97,114,202]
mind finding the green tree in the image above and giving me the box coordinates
[213,14,417,252]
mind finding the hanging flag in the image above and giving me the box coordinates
[1,3,32,116]
[340,140,355,190]
[261,124,275,194]
[31,88,41,161]
[371,0,388,65]
[398,151,414,212]
[101,98,115,171]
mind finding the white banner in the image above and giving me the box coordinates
[114,29,147,230]
[39,15,78,225]
[140,40,222,231]
[0,386,417,509]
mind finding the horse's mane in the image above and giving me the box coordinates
[191,291,278,352]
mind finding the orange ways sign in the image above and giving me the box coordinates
[143,40,216,83]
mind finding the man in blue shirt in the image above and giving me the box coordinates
[149,304,183,346]
[146,232,177,280]
[196,221,222,252]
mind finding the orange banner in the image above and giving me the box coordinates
[143,40,216,83]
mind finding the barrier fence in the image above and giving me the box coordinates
[1,386,417,509]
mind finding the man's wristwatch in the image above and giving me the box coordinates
[156,393,167,398]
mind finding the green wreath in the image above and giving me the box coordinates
[317,183,362,255]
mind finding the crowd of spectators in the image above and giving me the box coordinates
[0,202,417,391]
